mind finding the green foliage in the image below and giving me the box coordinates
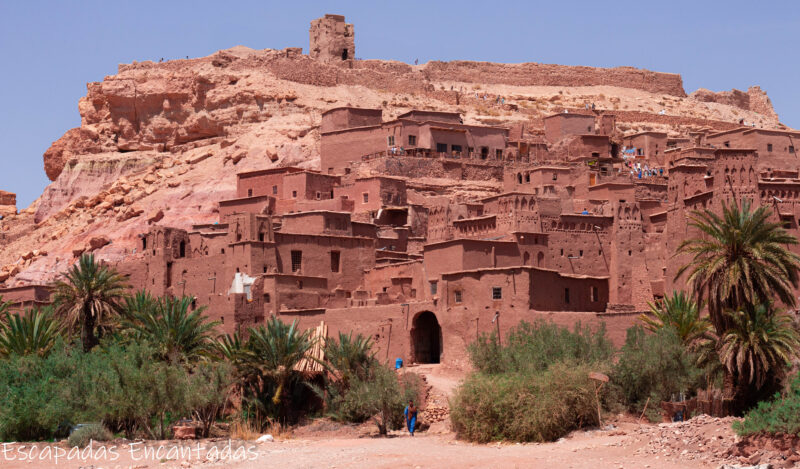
[676,198,800,334]
[610,326,703,418]
[332,365,422,435]
[217,318,315,427]
[734,372,800,436]
[186,361,234,437]
[0,340,77,441]
[245,318,313,407]
[122,293,219,363]
[53,253,129,352]
[468,320,613,374]
[719,304,800,389]
[67,423,112,448]
[0,307,63,358]
[321,332,377,386]
[641,291,711,346]
[0,338,234,442]
[450,362,602,443]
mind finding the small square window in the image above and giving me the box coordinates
[316,191,321,200]
[272,185,278,195]
[790,146,796,153]
[408,135,417,146]
[492,287,502,300]
[454,290,462,304]
[768,143,773,152]
[430,281,438,295]
[247,188,253,197]
[436,143,448,153]
[362,193,369,203]
[292,190,297,198]
[264,293,270,303]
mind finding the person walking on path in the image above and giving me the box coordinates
[404,400,418,436]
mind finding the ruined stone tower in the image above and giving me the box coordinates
[309,14,354,62]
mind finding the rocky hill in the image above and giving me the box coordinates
[0,44,785,286]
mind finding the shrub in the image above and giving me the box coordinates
[610,326,702,419]
[67,423,112,448]
[0,341,77,441]
[450,362,603,443]
[332,366,422,435]
[734,372,800,436]
[469,320,613,374]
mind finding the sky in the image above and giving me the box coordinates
[1,0,799,209]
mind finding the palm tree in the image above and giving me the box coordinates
[53,253,129,351]
[719,304,800,390]
[123,293,219,363]
[321,332,377,387]
[245,318,313,408]
[641,291,711,346]
[0,308,63,358]
[676,198,800,334]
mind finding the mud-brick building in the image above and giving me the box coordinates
[320,108,510,174]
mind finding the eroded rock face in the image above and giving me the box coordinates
[690,86,778,121]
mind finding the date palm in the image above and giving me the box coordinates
[245,317,313,408]
[675,199,800,334]
[123,293,219,363]
[53,253,129,351]
[0,307,63,358]
[321,332,377,386]
[719,304,800,390]
[641,291,711,346]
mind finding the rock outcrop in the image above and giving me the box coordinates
[690,85,778,121]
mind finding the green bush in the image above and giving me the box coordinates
[0,338,234,442]
[610,326,703,419]
[67,423,112,448]
[733,372,800,436]
[0,341,77,441]
[469,320,613,374]
[450,362,603,443]
[332,366,422,434]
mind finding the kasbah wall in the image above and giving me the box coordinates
[4,14,799,370]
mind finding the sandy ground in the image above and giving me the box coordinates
[0,423,731,469]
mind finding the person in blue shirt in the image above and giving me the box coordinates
[404,400,417,436]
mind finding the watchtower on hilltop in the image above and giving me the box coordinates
[309,14,354,62]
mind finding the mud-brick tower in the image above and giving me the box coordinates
[309,14,355,62]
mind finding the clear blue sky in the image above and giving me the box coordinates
[2,0,799,209]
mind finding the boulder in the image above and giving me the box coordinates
[147,209,164,224]
[88,235,111,251]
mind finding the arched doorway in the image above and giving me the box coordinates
[411,311,442,364]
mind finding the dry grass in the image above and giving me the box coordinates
[229,420,262,440]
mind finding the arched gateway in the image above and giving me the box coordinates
[411,311,442,363]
